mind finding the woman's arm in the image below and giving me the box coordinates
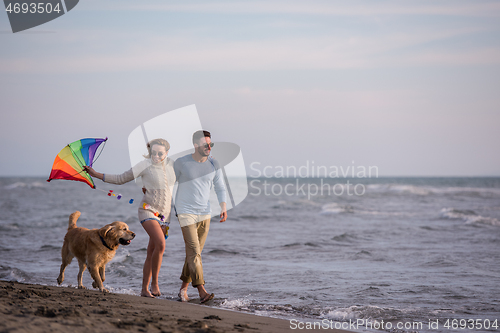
[84,162,146,185]
[83,166,104,180]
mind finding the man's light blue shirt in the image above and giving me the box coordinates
[174,154,227,215]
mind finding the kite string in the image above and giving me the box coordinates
[91,139,107,167]
[54,144,89,180]
[98,188,166,222]
[96,188,135,204]
[67,139,108,183]
[69,144,86,169]
[69,140,106,168]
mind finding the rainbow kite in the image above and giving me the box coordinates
[47,138,107,189]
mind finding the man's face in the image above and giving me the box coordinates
[195,136,212,157]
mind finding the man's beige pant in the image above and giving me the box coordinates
[178,214,211,286]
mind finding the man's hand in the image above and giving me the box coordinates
[219,202,227,222]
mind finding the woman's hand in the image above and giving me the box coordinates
[83,166,103,180]
[83,166,96,176]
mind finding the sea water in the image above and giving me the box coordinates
[1,176,499,333]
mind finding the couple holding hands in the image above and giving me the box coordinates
[85,130,227,303]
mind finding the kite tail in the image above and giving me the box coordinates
[68,211,81,230]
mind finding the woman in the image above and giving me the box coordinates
[84,138,175,298]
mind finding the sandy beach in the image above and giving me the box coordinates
[0,281,352,333]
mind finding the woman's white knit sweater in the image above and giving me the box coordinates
[103,158,175,223]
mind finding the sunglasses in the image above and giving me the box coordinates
[151,151,166,157]
[201,143,214,149]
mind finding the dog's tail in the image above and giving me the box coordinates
[68,211,81,230]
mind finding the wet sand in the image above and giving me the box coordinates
[0,281,351,333]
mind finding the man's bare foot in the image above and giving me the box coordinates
[178,288,189,302]
[200,292,214,303]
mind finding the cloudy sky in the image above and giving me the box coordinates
[1,0,499,177]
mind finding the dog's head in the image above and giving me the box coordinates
[99,221,136,247]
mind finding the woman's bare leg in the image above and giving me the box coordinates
[141,220,165,297]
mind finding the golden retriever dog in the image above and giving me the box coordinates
[57,211,135,292]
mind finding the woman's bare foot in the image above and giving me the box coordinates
[150,283,161,297]
[141,290,155,298]
[150,290,161,297]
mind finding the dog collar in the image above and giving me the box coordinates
[99,235,113,251]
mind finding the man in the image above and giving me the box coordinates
[174,130,227,303]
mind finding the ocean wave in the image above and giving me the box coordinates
[3,182,46,190]
[218,294,426,325]
[219,297,252,310]
[218,298,320,319]
[101,286,138,296]
[320,203,353,215]
[208,249,240,255]
[357,209,413,217]
[331,233,359,244]
[440,208,500,226]
[320,203,415,218]
[39,245,61,252]
[110,248,132,263]
[320,203,412,218]
[420,254,459,268]
[271,199,321,210]
[320,305,432,333]
[239,215,261,220]
[282,242,321,248]
[323,304,417,322]
[366,184,500,198]
[367,184,431,195]
[0,222,21,231]
[0,266,30,282]
[0,246,12,252]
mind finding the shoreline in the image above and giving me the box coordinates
[0,281,352,333]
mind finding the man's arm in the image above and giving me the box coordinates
[219,202,227,222]
[173,157,183,180]
[212,160,228,222]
